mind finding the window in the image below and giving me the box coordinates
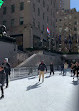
[51,0,52,4]
[47,5,49,12]
[19,17,24,25]
[3,20,6,26]
[51,21,52,25]
[38,8,40,16]
[11,19,15,26]
[59,19,62,21]
[74,21,77,25]
[43,0,45,7]
[43,12,45,20]
[38,21,40,29]
[43,25,44,31]
[11,4,15,13]
[33,18,35,26]
[54,1,55,8]
[74,27,77,31]
[20,2,24,11]
[33,3,35,12]
[51,9,52,16]
[38,0,40,3]
[47,16,49,23]
[3,7,7,15]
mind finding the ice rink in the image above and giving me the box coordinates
[0,71,79,111]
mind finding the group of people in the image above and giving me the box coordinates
[60,61,79,80]
[38,60,79,83]
[0,58,11,99]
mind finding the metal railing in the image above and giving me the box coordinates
[10,67,39,81]
[10,65,61,81]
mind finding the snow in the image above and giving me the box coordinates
[0,71,79,111]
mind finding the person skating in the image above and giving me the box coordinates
[38,61,47,82]
[73,62,79,81]
[71,63,74,77]
[63,62,68,76]
[59,63,64,75]
[75,62,79,80]
[2,58,11,88]
[0,65,5,99]
[50,62,54,76]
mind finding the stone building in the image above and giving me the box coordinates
[56,9,79,53]
[56,0,70,11]
[0,0,57,51]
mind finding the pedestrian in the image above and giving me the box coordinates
[59,63,64,75]
[0,65,5,99]
[2,58,11,88]
[63,62,68,76]
[38,61,47,82]
[50,62,54,76]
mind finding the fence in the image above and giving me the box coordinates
[10,65,61,81]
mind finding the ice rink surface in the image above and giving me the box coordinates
[0,71,79,111]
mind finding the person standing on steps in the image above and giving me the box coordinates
[38,61,47,82]
[0,65,5,99]
[2,58,11,88]
[50,62,54,76]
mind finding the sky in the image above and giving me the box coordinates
[70,0,79,12]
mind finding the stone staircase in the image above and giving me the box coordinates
[16,52,62,68]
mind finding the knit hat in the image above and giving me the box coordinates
[4,58,8,62]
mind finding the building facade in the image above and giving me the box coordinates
[56,9,79,53]
[56,0,70,10]
[0,0,57,50]
[63,0,70,10]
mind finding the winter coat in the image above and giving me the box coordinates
[38,63,47,71]
[50,64,54,71]
[2,62,11,75]
[64,63,68,69]
[0,68,5,86]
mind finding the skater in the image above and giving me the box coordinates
[2,58,11,88]
[63,62,68,76]
[73,62,79,81]
[71,63,74,77]
[75,62,79,80]
[38,61,47,82]
[0,65,5,99]
[59,63,64,75]
[50,62,54,76]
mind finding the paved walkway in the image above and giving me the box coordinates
[0,71,79,111]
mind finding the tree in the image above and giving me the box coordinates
[0,0,4,8]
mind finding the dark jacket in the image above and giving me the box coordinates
[38,63,47,71]
[50,64,54,71]
[0,69,5,86]
[2,62,11,75]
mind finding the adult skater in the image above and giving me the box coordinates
[2,58,11,88]
[71,62,74,77]
[50,62,54,76]
[59,63,64,75]
[0,65,5,99]
[38,61,47,82]
[73,62,79,81]
[63,62,68,76]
